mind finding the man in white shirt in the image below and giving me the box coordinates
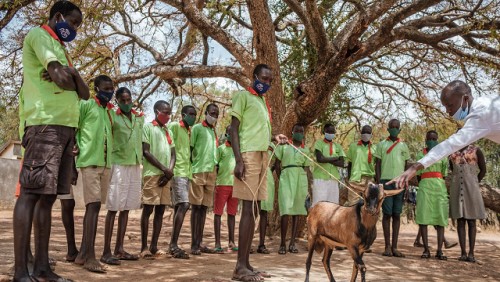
[391,80,500,188]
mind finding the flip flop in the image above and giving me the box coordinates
[392,250,405,258]
[232,273,264,281]
[382,250,392,257]
[256,245,270,254]
[458,255,468,261]
[214,247,225,254]
[139,250,155,260]
[191,249,202,256]
[253,269,271,278]
[466,256,476,263]
[115,252,139,261]
[288,245,299,254]
[421,251,431,259]
[100,256,121,265]
[170,248,190,259]
[278,246,286,255]
[435,251,447,260]
[200,246,216,254]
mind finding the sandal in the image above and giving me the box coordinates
[458,255,468,261]
[421,251,431,259]
[191,249,202,256]
[466,256,476,263]
[392,250,405,258]
[115,252,139,261]
[413,241,424,248]
[232,272,264,281]
[214,247,225,254]
[170,248,190,259]
[278,246,286,255]
[152,249,168,258]
[288,245,299,254]
[435,251,447,260]
[256,245,270,254]
[200,246,216,254]
[99,256,121,265]
[139,250,155,260]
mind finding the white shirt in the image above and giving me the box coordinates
[419,95,500,168]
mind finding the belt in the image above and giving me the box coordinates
[282,165,305,170]
[421,172,443,179]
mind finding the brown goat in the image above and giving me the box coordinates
[305,182,403,282]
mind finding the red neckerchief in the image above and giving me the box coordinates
[94,96,114,127]
[40,25,73,67]
[202,120,219,146]
[423,148,428,154]
[358,140,372,163]
[116,108,144,117]
[386,137,401,154]
[247,87,272,122]
[323,138,333,156]
[225,141,231,147]
[152,120,172,144]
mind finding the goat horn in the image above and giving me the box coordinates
[384,189,404,197]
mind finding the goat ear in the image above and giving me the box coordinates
[384,189,404,197]
[378,184,385,198]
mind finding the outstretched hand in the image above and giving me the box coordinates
[387,165,419,189]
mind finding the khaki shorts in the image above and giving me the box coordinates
[347,175,374,204]
[81,166,110,205]
[189,171,216,207]
[142,175,171,206]
[233,151,268,201]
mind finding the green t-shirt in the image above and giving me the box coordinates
[312,139,345,180]
[216,143,236,186]
[275,144,310,167]
[373,138,410,180]
[142,121,175,177]
[190,122,217,174]
[76,98,114,168]
[230,90,271,153]
[19,27,79,130]
[111,109,144,165]
[346,141,377,182]
[168,121,192,178]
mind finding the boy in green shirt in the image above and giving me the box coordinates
[346,125,376,205]
[312,123,345,206]
[374,119,410,258]
[101,87,144,263]
[141,100,176,259]
[190,103,219,255]
[75,75,115,273]
[213,126,238,253]
[14,2,88,280]
[167,105,197,259]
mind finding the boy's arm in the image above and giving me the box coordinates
[375,158,381,183]
[476,148,487,182]
[315,149,341,164]
[142,142,169,174]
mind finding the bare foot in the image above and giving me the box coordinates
[83,258,106,273]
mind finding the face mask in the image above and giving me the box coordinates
[118,103,133,113]
[206,114,217,125]
[55,15,77,42]
[292,132,304,142]
[426,140,438,150]
[361,133,372,142]
[388,128,400,137]
[96,89,114,105]
[324,133,335,141]
[452,96,469,121]
[225,133,230,140]
[183,114,196,126]
[156,111,170,125]
[253,77,270,95]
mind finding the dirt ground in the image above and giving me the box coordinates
[1,209,499,282]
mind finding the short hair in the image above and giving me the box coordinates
[388,119,400,127]
[116,87,131,99]
[181,105,196,115]
[292,123,304,132]
[426,130,438,137]
[443,80,472,97]
[49,0,82,19]
[323,123,335,131]
[153,100,170,112]
[253,64,271,77]
[94,75,112,88]
[205,103,219,113]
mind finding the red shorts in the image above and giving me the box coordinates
[214,186,238,216]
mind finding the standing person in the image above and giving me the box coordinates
[275,124,311,255]
[312,123,345,206]
[346,125,376,205]
[167,105,197,259]
[74,75,115,273]
[374,119,410,258]
[391,80,500,188]
[101,87,144,263]
[257,142,277,255]
[213,125,238,253]
[140,100,176,259]
[14,1,88,280]
[415,130,449,260]
[449,144,487,263]
[230,64,287,281]
[189,103,219,255]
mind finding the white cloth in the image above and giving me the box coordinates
[420,95,500,168]
[106,165,142,211]
[57,185,74,200]
[312,179,339,206]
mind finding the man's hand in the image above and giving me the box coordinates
[72,144,79,156]
[163,168,174,180]
[234,160,246,181]
[387,163,421,189]
[275,134,288,144]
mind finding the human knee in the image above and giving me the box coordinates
[177,202,190,212]
[142,205,154,215]
[39,194,57,207]
[155,205,166,215]
[61,199,75,210]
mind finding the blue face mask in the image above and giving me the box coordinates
[96,89,114,105]
[325,133,335,141]
[452,96,469,121]
[55,15,77,42]
[253,77,270,95]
